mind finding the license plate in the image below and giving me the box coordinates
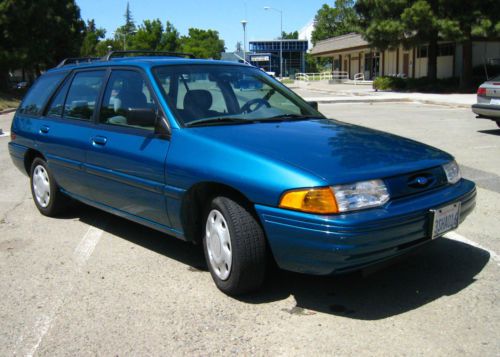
[490,98,500,105]
[430,202,461,239]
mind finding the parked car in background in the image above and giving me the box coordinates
[9,51,476,296]
[472,75,500,127]
[16,81,29,89]
[10,81,29,90]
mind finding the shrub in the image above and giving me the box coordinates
[373,76,463,93]
[373,76,406,91]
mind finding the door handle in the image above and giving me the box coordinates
[39,125,50,134]
[91,136,107,146]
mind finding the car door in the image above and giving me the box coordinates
[85,68,171,227]
[35,69,107,197]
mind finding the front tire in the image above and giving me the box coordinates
[30,158,68,216]
[203,196,267,296]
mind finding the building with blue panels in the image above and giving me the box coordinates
[249,40,308,77]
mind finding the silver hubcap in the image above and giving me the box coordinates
[33,165,50,208]
[205,209,232,280]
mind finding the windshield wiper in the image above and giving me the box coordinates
[257,114,320,122]
[185,117,254,127]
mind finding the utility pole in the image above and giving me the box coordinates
[241,20,248,64]
[264,6,283,78]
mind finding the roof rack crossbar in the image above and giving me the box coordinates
[103,50,196,61]
[57,57,101,68]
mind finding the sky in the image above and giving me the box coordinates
[76,0,327,51]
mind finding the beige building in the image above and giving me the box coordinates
[311,32,500,80]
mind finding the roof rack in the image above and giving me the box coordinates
[56,57,101,68]
[103,50,196,61]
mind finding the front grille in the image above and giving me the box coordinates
[385,166,448,199]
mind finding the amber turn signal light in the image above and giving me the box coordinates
[279,187,339,214]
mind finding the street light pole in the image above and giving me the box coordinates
[264,6,283,79]
[241,20,248,64]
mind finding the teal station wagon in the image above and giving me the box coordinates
[9,51,476,295]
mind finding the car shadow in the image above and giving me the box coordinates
[242,238,490,320]
[478,129,500,136]
[61,203,490,320]
[57,203,207,270]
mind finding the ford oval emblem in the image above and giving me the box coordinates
[408,175,432,188]
[415,176,429,186]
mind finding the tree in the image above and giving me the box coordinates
[356,0,442,81]
[0,0,84,87]
[115,1,136,50]
[80,19,106,56]
[441,0,500,87]
[180,28,225,59]
[355,0,500,86]
[130,19,163,50]
[311,0,359,45]
[160,21,181,52]
[282,31,299,39]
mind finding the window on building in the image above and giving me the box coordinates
[417,46,428,58]
[438,43,455,57]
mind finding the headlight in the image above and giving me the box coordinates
[332,179,390,212]
[279,179,390,215]
[443,160,461,184]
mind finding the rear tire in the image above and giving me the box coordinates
[202,196,267,296]
[30,158,68,216]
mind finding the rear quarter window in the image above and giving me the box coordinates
[18,72,67,116]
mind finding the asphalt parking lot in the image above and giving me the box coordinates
[1,102,499,356]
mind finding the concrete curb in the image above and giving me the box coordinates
[415,99,472,109]
[310,98,411,105]
[0,108,17,115]
[309,97,472,109]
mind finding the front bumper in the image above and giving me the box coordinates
[255,179,476,275]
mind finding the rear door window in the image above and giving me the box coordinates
[64,71,106,121]
[18,72,67,116]
[99,70,158,131]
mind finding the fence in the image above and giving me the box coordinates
[295,71,349,82]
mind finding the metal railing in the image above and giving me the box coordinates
[295,71,349,82]
[343,72,373,85]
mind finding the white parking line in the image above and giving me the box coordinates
[445,231,500,267]
[472,145,498,150]
[74,225,104,266]
[15,223,105,357]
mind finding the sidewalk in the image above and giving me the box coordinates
[290,80,475,108]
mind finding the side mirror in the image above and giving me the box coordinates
[126,107,157,127]
[307,101,319,110]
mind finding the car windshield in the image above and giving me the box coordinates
[153,64,324,126]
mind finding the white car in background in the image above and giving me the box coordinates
[472,75,500,128]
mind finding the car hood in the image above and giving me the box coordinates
[188,119,452,184]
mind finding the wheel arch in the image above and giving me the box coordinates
[24,149,46,175]
[180,181,261,244]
